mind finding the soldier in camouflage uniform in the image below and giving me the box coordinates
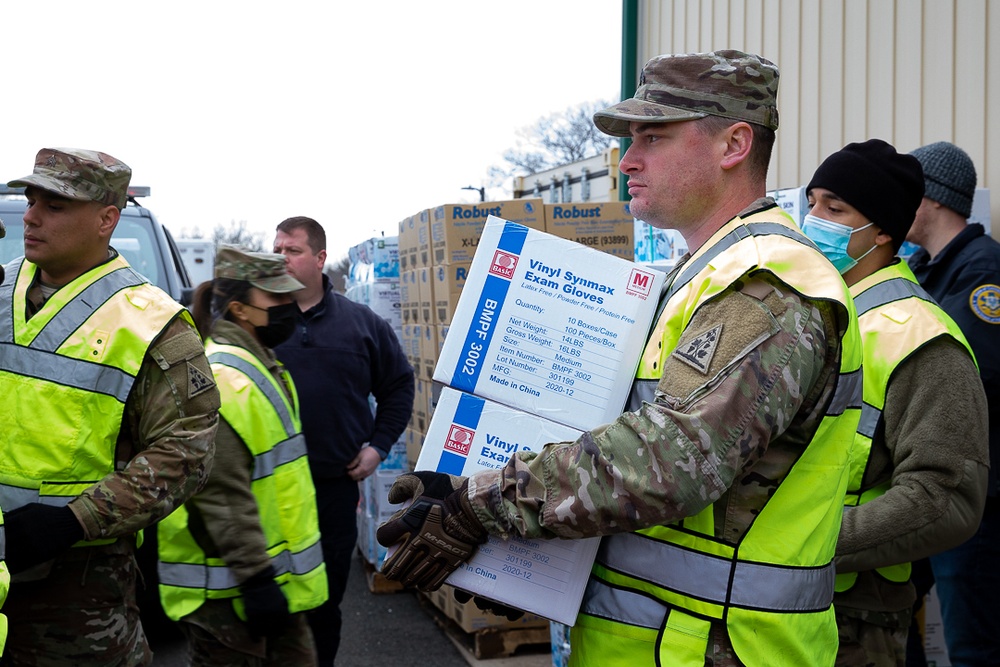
[801,140,989,667]
[0,148,219,666]
[377,51,863,666]
[156,246,327,666]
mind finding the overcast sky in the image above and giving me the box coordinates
[2,1,621,260]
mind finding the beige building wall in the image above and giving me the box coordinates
[636,0,1000,236]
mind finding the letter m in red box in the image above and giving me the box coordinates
[444,424,475,456]
[627,268,655,298]
[488,250,518,280]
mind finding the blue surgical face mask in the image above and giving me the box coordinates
[801,214,877,274]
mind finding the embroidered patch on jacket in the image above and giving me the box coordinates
[970,284,1000,324]
[672,324,722,374]
[188,362,215,397]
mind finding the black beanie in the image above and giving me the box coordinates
[806,139,925,250]
[909,141,977,219]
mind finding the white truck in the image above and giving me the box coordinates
[174,238,215,287]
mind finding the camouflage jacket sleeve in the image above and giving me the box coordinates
[835,338,989,572]
[467,275,837,541]
[69,316,220,541]
[185,417,271,582]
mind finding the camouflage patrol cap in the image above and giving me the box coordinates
[594,50,780,137]
[214,245,304,293]
[7,147,132,209]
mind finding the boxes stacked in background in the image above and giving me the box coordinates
[345,235,402,342]
[356,393,408,568]
[344,235,412,569]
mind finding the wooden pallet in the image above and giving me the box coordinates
[361,556,406,594]
[418,592,550,660]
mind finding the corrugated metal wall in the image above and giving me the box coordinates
[636,0,1000,236]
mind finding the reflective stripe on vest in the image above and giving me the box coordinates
[158,540,324,592]
[851,275,945,441]
[837,263,974,592]
[599,532,834,613]
[208,350,298,436]
[579,206,861,667]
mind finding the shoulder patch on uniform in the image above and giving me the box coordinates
[970,284,1000,324]
[188,361,215,397]
[671,324,722,374]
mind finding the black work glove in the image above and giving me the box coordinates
[453,589,525,621]
[4,503,85,574]
[376,471,488,591]
[240,565,291,638]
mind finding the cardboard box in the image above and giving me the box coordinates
[365,281,401,331]
[413,378,430,433]
[405,428,422,470]
[420,324,438,382]
[399,269,417,325]
[416,387,596,626]
[432,262,471,325]
[428,378,442,421]
[436,324,449,361]
[432,199,545,266]
[544,202,635,260]
[399,213,420,272]
[370,236,399,281]
[433,216,666,431]
[414,208,433,270]
[400,323,420,372]
[417,266,435,325]
[357,466,406,565]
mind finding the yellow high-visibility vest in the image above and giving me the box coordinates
[835,261,975,591]
[157,340,327,621]
[0,255,185,520]
[572,206,863,667]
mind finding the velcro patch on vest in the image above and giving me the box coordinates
[188,362,215,398]
[671,325,722,374]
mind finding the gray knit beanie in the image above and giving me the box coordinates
[909,141,977,218]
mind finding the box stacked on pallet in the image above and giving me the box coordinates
[356,463,404,568]
[345,235,402,343]
[344,236,411,571]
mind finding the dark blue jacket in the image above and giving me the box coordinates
[910,223,1000,494]
[276,276,414,479]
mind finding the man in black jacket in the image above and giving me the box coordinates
[907,141,1000,667]
[273,216,414,667]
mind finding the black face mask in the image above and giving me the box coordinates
[254,302,299,348]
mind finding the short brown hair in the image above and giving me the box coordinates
[694,116,775,182]
[277,216,326,253]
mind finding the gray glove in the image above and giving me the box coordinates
[376,471,487,591]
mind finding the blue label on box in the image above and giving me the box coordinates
[435,392,486,475]
[449,223,528,393]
